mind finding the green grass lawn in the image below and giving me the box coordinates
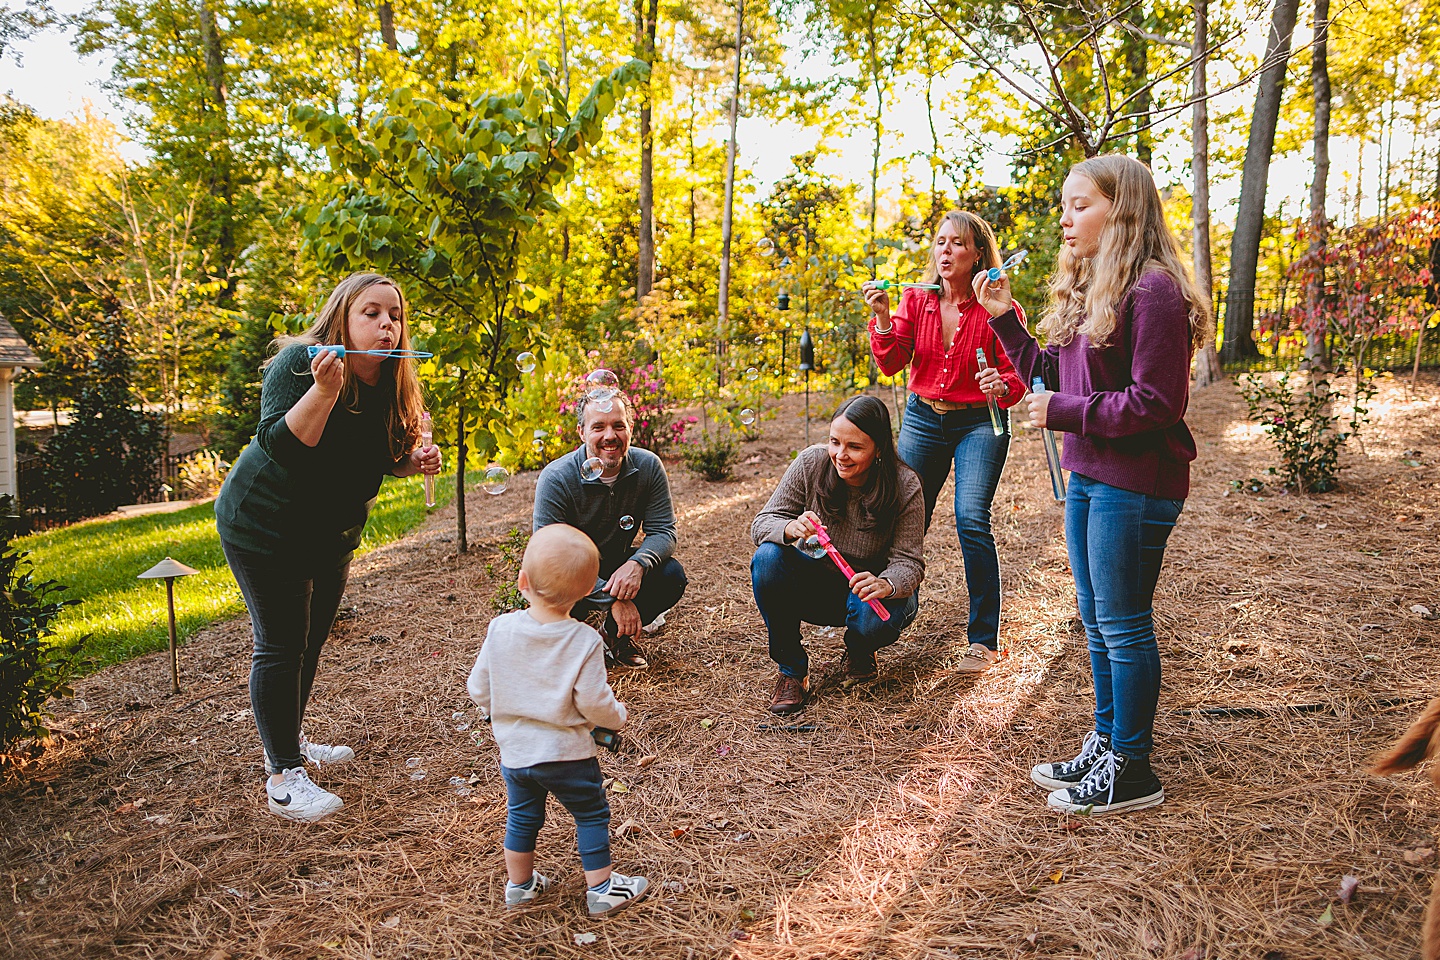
[18,472,457,676]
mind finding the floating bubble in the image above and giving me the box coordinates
[448,776,466,787]
[580,456,605,481]
[482,465,509,495]
[406,757,423,768]
[516,351,537,374]
[754,336,764,345]
[455,786,472,797]
[409,770,427,781]
[756,237,775,257]
[451,711,465,721]
[739,408,756,425]
[619,515,635,531]
[745,367,759,382]
[585,369,620,402]
[532,439,544,452]
[455,723,471,732]
[595,397,615,413]
[797,535,827,559]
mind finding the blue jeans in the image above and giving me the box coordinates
[501,757,612,871]
[750,541,920,679]
[222,540,350,774]
[1064,473,1184,758]
[571,554,688,641]
[896,394,1010,649]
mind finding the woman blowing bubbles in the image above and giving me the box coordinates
[216,273,441,822]
[863,212,1025,674]
[976,156,1212,816]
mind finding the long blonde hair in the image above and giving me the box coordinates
[268,272,425,460]
[1039,155,1214,351]
[921,210,1002,299]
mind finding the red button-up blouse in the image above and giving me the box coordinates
[869,288,1026,408]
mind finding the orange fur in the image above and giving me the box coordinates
[1373,697,1440,960]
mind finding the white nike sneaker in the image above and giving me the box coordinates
[266,767,343,822]
[300,733,355,765]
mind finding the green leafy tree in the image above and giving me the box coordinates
[294,58,648,552]
[38,304,168,520]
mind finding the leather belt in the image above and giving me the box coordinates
[914,394,988,413]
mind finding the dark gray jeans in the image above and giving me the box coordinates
[222,540,350,775]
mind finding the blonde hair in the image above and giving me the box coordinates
[523,524,601,609]
[1038,155,1214,351]
[268,272,426,460]
[921,211,1002,299]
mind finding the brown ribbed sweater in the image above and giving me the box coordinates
[751,445,926,597]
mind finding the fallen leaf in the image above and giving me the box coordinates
[730,930,751,941]
[717,744,731,757]
[574,932,598,945]
[1050,870,1064,883]
[1317,904,1334,927]
[740,907,755,921]
[616,819,639,837]
[637,755,657,768]
[1337,874,1359,904]
[1412,604,1435,619]
[379,915,400,929]
[143,814,172,825]
[672,826,689,839]
[1403,846,1434,864]
[608,779,630,795]
[699,718,714,729]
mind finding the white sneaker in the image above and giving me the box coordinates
[642,612,668,636]
[266,767,344,822]
[587,872,650,916]
[300,733,355,765]
[263,734,355,775]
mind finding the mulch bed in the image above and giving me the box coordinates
[2,374,1438,959]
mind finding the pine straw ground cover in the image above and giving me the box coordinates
[2,375,1439,960]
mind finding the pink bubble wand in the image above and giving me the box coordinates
[812,524,890,621]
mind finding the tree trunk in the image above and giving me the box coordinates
[1223,0,1299,364]
[378,2,397,50]
[1305,0,1331,370]
[1190,0,1222,387]
[635,0,658,300]
[196,1,235,309]
[716,0,745,379]
[557,0,570,103]
[865,6,881,273]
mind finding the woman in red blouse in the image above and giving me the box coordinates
[864,210,1024,673]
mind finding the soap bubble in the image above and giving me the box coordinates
[448,776,466,787]
[754,335,764,345]
[756,237,775,257]
[580,456,605,481]
[409,770,427,781]
[739,408,756,425]
[745,367,759,382]
[482,465,509,495]
[595,397,615,413]
[516,351,537,374]
[619,515,635,531]
[406,757,423,768]
[585,369,620,402]
[797,535,827,559]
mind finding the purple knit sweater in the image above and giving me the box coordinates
[989,268,1197,499]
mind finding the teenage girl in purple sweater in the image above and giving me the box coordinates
[975,155,1214,815]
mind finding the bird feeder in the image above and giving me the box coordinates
[798,330,816,446]
[137,557,200,694]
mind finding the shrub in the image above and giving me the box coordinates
[682,430,740,481]
[177,449,231,500]
[1236,370,1375,493]
[485,526,530,613]
[0,504,83,759]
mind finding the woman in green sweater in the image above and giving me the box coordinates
[216,272,439,822]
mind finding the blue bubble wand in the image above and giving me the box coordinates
[306,344,434,359]
[987,249,1029,283]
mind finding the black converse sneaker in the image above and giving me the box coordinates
[1030,730,1111,791]
[1046,750,1164,816]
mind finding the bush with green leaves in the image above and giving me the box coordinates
[1236,370,1375,493]
[682,429,740,481]
[0,506,83,758]
[38,310,167,520]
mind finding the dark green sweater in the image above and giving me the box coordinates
[215,344,402,561]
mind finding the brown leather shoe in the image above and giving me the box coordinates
[955,642,1000,674]
[768,674,809,715]
[813,652,878,690]
[607,634,649,669]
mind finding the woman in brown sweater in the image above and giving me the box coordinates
[750,396,926,714]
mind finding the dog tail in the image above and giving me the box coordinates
[1373,697,1440,787]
